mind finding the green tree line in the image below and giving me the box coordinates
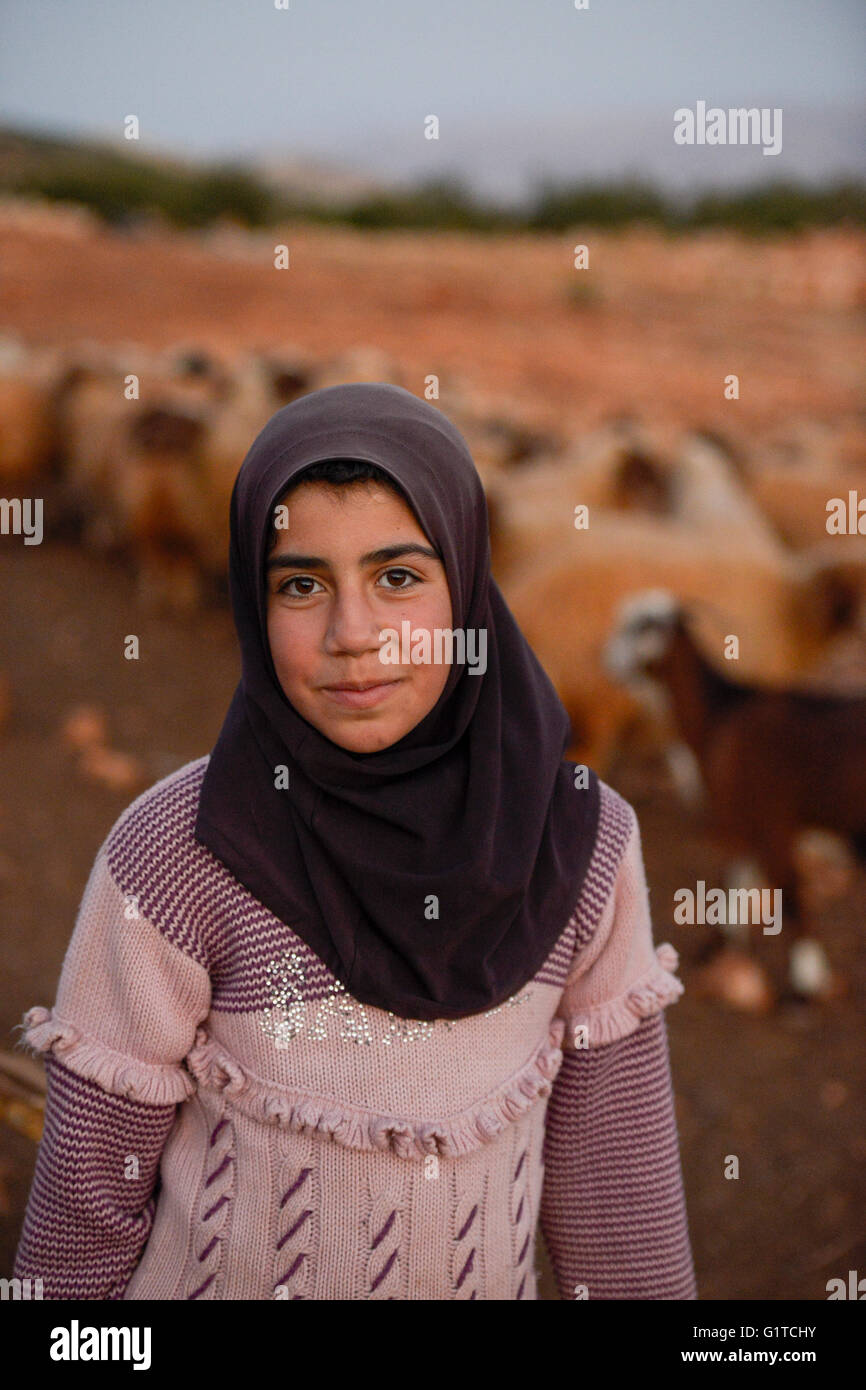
[1,128,863,234]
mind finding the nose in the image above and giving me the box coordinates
[323,582,384,657]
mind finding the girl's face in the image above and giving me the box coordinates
[265,480,454,753]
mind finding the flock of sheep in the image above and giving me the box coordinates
[1,333,865,1009]
[487,414,865,1008]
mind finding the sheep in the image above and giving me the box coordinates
[0,364,56,483]
[487,424,678,578]
[127,348,315,602]
[602,588,865,1002]
[743,453,866,550]
[155,343,235,404]
[191,351,289,585]
[55,344,220,606]
[0,339,81,484]
[55,345,314,607]
[487,424,780,582]
[253,347,317,407]
[0,193,98,241]
[499,506,866,776]
[314,346,406,390]
[58,346,192,532]
[668,432,782,557]
[58,359,146,547]
[111,402,214,611]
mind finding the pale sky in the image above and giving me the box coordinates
[1,0,863,202]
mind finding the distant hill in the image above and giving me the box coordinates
[250,152,390,207]
[0,122,862,233]
[0,125,389,212]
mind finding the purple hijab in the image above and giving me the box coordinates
[194,382,600,1020]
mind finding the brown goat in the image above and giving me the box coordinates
[604,589,866,1001]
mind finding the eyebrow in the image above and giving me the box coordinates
[265,542,443,573]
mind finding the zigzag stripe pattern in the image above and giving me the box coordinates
[535,780,636,987]
[539,1012,697,1300]
[105,758,215,972]
[103,758,386,1012]
[12,1055,176,1300]
[570,781,636,952]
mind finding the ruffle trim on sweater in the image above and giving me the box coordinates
[560,943,684,1050]
[14,1006,197,1106]
[184,1023,567,1161]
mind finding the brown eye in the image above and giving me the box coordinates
[278,576,321,597]
[379,568,419,590]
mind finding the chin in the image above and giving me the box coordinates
[289,701,402,752]
[329,719,406,753]
[286,686,434,753]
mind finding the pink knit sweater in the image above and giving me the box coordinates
[13,757,696,1300]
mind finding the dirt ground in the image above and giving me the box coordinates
[1,538,864,1299]
[1,213,864,437]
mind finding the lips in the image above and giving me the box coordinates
[320,678,403,710]
[324,681,391,691]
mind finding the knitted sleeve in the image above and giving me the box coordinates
[539,804,697,1300]
[12,839,211,1300]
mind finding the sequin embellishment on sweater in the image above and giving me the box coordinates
[260,947,533,1048]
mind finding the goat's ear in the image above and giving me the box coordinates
[802,560,861,636]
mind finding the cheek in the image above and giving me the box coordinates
[417,609,457,695]
[416,588,455,687]
[418,583,454,631]
[267,611,311,687]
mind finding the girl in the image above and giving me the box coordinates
[14,382,696,1300]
